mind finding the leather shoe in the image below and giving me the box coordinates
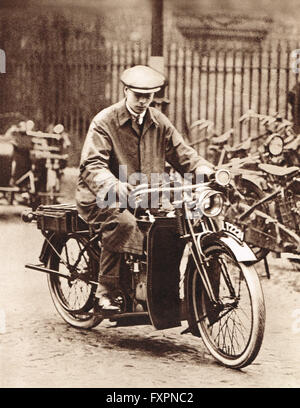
[95,294,121,315]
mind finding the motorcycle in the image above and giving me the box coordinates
[238,110,300,167]
[0,119,70,208]
[190,112,300,271]
[188,118,236,166]
[22,169,266,369]
[224,112,300,265]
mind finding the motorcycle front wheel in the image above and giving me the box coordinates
[185,243,265,369]
[47,236,103,329]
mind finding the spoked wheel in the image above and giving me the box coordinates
[47,236,103,329]
[186,243,265,368]
[227,178,270,263]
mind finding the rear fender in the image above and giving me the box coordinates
[39,232,64,265]
[39,232,99,267]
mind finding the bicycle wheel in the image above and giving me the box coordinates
[185,243,265,368]
[47,236,103,329]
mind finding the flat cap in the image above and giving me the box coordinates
[120,65,165,93]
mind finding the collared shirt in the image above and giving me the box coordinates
[76,98,213,218]
[125,101,146,125]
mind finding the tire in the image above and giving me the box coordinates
[47,236,103,329]
[228,178,270,263]
[185,243,266,369]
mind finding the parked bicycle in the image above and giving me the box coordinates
[223,111,300,267]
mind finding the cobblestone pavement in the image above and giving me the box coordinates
[0,209,299,388]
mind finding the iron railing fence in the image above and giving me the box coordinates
[1,39,299,164]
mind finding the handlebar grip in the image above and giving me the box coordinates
[22,210,35,223]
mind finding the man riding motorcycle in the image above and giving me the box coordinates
[76,65,214,314]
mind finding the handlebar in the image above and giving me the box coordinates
[130,170,231,200]
[189,119,214,133]
[189,128,234,148]
[26,130,64,141]
[239,110,294,133]
[30,151,68,160]
[239,110,278,124]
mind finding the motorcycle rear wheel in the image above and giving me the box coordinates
[47,236,103,329]
[185,243,265,368]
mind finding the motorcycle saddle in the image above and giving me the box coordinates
[210,129,233,145]
[258,163,299,177]
[224,138,251,152]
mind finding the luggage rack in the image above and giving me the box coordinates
[35,204,81,233]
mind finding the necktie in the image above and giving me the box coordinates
[133,114,143,125]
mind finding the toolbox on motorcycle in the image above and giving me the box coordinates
[36,205,82,233]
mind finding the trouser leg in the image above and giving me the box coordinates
[96,209,144,297]
[95,249,122,298]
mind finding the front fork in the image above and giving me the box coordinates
[180,203,220,305]
[181,203,256,307]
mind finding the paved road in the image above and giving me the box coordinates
[0,209,299,388]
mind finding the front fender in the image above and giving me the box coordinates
[200,231,257,263]
[240,174,265,191]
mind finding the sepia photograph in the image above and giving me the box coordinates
[0,0,299,390]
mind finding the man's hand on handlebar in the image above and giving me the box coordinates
[115,181,133,203]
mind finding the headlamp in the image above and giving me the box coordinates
[215,169,231,186]
[195,187,224,217]
[268,134,283,156]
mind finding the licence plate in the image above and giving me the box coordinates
[223,221,244,242]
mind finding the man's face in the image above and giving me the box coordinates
[124,87,154,114]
